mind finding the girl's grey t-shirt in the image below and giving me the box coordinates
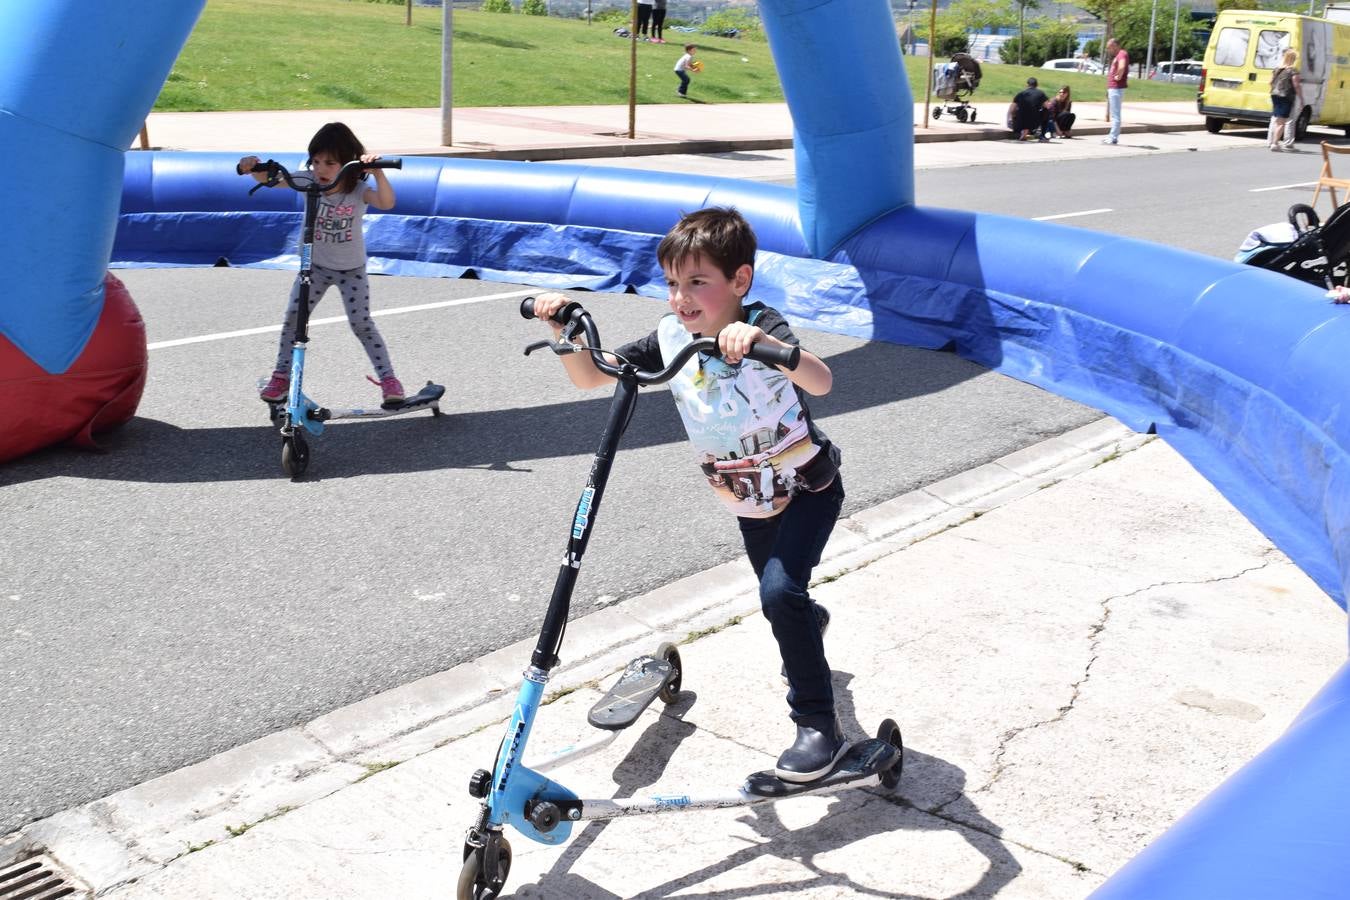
[308,182,369,271]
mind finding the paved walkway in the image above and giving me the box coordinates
[3,428,1344,898]
[137,100,1206,160]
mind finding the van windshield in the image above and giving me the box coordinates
[1215,27,1250,67]
[1254,29,1290,68]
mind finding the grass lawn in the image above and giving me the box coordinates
[159,0,1196,111]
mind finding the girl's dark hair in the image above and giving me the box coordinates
[657,207,757,286]
[308,122,366,193]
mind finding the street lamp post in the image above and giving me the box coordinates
[1168,0,1180,79]
[1145,0,1158,79]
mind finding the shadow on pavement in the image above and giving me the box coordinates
[1,341,984,486]
[512,672,1019,899]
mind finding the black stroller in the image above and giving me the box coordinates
[1236,203,1350,288]
[931,52,982,123]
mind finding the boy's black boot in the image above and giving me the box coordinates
[774,714,847,783]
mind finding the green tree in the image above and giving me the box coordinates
[1107,0,1206,66]
[482,0,513,12]
[946,0,1018,34]
[522,0,547,13]
[999,16,1079,66]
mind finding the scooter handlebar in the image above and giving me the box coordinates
[520,296,585,325]
[520,297,800,373]
[744,341,800,370]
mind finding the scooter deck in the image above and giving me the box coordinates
[380,382,445,411]
[742,738,900,798]
[587,655,673,731]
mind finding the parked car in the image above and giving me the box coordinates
[1149,60,1203,84]
[1041,57,1104,75]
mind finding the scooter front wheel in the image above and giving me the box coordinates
[457,836,512,900]
[281,432,310,479]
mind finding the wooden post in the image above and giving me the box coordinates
[441,0,453,145]
[628,0,638,139]
[923,0,936,128]
[138,123,150,150]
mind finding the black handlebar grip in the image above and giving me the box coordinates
[747,341,801,371]
[368,158,402,170]
[519,296,585,325]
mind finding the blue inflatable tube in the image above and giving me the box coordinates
[0,1,202,373]
[758,0,913,256]
[12,0,1350,893]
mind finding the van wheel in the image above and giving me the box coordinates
[1205,116,1226,134]
[1295,107,1311,141]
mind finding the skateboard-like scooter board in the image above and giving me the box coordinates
[587,651,679,731]
[743,738,902,798]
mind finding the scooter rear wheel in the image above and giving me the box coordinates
[656,642,683,704]
[877,718,904,790]
[457,837,512,900]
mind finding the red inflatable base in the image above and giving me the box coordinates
[0,272,148,464]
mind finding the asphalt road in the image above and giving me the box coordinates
[0,132,1304,835]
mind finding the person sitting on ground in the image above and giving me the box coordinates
[1009,76,1049,141]
[1044,85,1075,139]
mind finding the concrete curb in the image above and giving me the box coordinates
[0,418,1151,895]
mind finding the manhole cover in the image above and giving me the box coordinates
[0,855,86,900]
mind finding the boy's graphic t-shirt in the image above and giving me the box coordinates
[300,179,368,270]
[616,303,839,519]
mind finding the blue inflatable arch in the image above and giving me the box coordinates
[8,1,1350,895]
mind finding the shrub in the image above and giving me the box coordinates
[521,0,547,14]
[701,9,761,40]
[481,0,513,12]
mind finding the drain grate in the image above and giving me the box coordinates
[0,855,86,900]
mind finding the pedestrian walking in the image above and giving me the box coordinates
[1269,48,1302,151]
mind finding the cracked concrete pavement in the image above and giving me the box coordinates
[4,425,1346,898]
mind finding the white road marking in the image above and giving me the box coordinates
[1249,181,1318,193]
[147,287,536,350]
[1033,208,1114,221]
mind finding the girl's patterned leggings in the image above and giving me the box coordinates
[273,265,395,379]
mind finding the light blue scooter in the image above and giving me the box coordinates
[240,157,445,478]
[455,298,904,899]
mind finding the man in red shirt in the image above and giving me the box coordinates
[1104,37,1129,145]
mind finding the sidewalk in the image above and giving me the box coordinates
[136,100,1206,160]
[4,424,1344,899]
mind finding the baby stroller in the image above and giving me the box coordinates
[1236,202,1350,288]
[932,52,982,123]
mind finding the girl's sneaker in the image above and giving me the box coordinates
[377,375,406,405]
[259,371,289,402]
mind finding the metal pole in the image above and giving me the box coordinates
[1168,0,1180,78]
[924,0,936,128]
[1145,0,1158,79]
[1018,2,1025,66]
[440,0,452,146]
[628,0,637,139]
[406,0,412,26]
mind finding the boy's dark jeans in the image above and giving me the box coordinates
[676,70,690,95]
[738,476,844,725]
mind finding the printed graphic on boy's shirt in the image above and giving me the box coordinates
[675,354,822,516]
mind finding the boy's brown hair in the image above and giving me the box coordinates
[657,207,757,282]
